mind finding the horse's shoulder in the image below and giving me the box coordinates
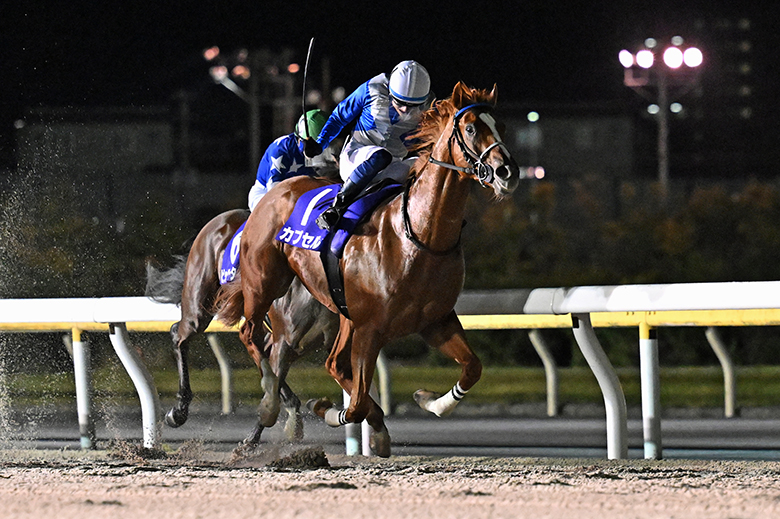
[350,191,401,241]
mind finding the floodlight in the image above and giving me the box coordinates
[683,47,703,67]
[618,50,634,68]
[663,47,683,69]
[209,65,228,82]
[636,50,654,69]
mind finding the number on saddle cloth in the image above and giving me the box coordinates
[218,221,247,285]
[276,182,403,258]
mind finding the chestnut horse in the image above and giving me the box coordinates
[214,82,519,457]
[146,208,339,450]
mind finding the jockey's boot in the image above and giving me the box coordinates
[316,179,362,231]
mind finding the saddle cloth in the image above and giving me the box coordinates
[218,221,246,285]
[276,182,402,257]
[218,182,402,286]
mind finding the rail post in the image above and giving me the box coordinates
[207,334,234,414]
[639,322,662,459]
[571,313,628,459]
[376,350,392,415]
[108,323,161,449]
[71,327,95,449]
[705,327,737,418]
[342,389,360,455]
[528,329,559,417]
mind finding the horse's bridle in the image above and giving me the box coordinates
[428,103,512,187]
[403,102,513,255]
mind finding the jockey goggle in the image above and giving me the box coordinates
[390,95,425,109]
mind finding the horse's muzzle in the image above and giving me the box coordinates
[492,162,520,197]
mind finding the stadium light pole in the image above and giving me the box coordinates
[202,47,300,173]
[203,46,261,172]
[619,38,703,198]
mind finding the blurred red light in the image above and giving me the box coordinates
[232,65,251,79]
[203,46,220,61]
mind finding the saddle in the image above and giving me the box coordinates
[277,180,403,317]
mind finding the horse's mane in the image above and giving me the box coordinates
[407,84,496,167]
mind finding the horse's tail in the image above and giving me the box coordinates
[144,255,188,305]
[213,275,244,327]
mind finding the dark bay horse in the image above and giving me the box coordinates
[146,208,339,449]
[214,82,520,457]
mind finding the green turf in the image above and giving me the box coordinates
[6,365,780,410]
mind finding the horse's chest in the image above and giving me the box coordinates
[370,257,464,325]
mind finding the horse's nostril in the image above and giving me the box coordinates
[496,165,511,180]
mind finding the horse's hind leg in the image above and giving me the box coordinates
[234,265,295,451]
[165,322,192,427]
[274,297,339,441]
[257,357,281,427]
[166,312,213,427]
[268,338,305,441]
[165,263,220,427]
[236,355,302,450]
[414,310,482,417]
[279,381,303,441]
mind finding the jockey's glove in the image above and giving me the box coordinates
[304,138,323,158]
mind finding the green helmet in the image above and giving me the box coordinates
[295,109,328,140]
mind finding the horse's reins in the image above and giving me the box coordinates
[402,176,463,256]
[403,103,511,255]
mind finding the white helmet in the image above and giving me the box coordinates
[389,60,430,105]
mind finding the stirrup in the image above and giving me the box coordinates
[316,208,340,231]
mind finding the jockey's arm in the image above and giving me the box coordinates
[316,81,369,150]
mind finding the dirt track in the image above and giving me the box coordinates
[1,446,779,519]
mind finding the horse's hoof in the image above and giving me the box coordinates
[165,407,188,428]
[413,389,441,411]
[306,397,333,419]
[370,425,392,458]
[284,411,305,441]
[231,440,258,460]
[257,404,280,428]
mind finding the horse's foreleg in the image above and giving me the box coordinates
[415,311,482,417]
[347,330,391,457]
[312,322,390,456]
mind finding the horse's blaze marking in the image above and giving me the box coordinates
[478,112,512,159]
[301,187,337,226]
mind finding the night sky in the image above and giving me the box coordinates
[0,1,774,170]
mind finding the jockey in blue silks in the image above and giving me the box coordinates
[303,60,432,231]
[248,109,328,211]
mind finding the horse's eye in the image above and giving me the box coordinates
[465,124,476,136]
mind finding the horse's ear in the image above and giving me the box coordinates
[488,83,498,105]
[452,81,468,107]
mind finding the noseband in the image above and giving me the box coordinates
[428,103,512,187]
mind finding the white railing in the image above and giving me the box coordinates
[455,281,780,459]
[2,280,780,458]
[0,297,200,449]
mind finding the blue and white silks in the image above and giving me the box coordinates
[316,73,426,187]
[248,134,314,211]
